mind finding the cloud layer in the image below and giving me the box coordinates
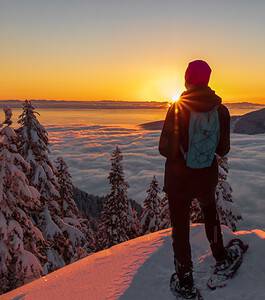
[48,124,265,230]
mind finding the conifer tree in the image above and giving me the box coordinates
[98,146,130,249]
[17,100,59,207]
[55,157,81,218]
[160,193,171,229]
[190,156,242,231]
[17,101,73,271]
[215,156,242,231]
[141,176,162,234]
[127,202,142,239]
[54,157,95,256]
[190,199,204,223]
[0,111,43,294]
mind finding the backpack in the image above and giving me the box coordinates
[180,106,220,169]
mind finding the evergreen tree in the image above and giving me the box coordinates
[127,202,142,239]
[190,156,242,231]
[141,176,162,234]
[17,100,59,206]
[98,147,130,249]
[215,156,242,231]
[190,199,204,223]
[55,156,82,218]
[0,113,43,294]
[17,100,73,272]
[160,193,171,229]
[54,157,95,257]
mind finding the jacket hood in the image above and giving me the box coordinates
[178,86,222,112]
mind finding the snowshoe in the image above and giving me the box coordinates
[170,272,203,299]
[207,238,248,290]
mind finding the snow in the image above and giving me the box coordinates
[2,224,265,300]
[17,249,42,282]
[56,218,85,247]
[0,212,7,238]
[30,226,45,242]
[41,207,62,240]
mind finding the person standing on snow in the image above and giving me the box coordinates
[159,60,233,298]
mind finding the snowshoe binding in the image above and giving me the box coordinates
[170,272,203,299]
[207,238,248,290]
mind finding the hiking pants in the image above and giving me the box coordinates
[167,188,226,271]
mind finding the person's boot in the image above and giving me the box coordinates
[170,261,197,299]
[207,238,248,290]
[214,240,242,275]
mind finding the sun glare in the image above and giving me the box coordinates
[171,90,181,102]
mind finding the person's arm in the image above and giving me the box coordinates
[216,105,230,156]
[159,103,181,160]
[158,104,175,158]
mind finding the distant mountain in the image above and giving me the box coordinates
[230,115,241,131]
[234,108,265,134]
[140,108,265,135]
[225,102,264,109]
[0,99,264,110]
[0,100,167,109]
[139,120,164,130]
[73,186,143,220]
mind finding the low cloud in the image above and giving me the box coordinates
[48,125,265,230]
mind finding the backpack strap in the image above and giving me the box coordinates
[179,144,187,160]
[175,103,188,161]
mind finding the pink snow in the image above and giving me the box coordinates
[2,224,265,300]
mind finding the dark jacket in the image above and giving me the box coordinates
[159,86,230,195]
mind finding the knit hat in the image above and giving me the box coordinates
[185,60,212,86]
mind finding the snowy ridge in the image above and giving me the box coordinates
[2,224,265,300]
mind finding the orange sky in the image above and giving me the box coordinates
[1,1,265,103]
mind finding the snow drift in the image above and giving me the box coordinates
[2,224,265,300]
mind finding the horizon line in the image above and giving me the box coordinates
[0,99,265,105]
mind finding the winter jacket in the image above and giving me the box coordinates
[159,86,230,195]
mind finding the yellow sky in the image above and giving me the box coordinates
[1,55,264,103]
[1,1,265,103]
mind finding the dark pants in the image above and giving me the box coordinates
[167,188,226,272]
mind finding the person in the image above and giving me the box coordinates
[159,60,232,298]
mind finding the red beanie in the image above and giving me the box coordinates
[185,60,212,86]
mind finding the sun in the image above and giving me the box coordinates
[171,90,181,102]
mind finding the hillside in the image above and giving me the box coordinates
[73,187,143,219]
[2,224,265,300]
[233,108,265,134]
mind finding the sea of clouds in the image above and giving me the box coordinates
[48,124,265,230]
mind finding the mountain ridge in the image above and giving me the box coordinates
[0,100,264,109]
[140,108,265,134]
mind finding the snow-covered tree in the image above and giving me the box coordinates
[141,176,163,234]
[127,202,142,239]
[17,100,59,207]
[215,156,242,230]
[16,101,73,272]
[54,157,95,256]
[191,156,242,231]
[0,117,44,294]
[55,157,82,218]
[159,193,171,229]
[98,147,130,249]
[190,199,204,224]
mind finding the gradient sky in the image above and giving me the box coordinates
[0,0,265,102]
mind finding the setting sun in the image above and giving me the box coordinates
[171,90,182,102]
